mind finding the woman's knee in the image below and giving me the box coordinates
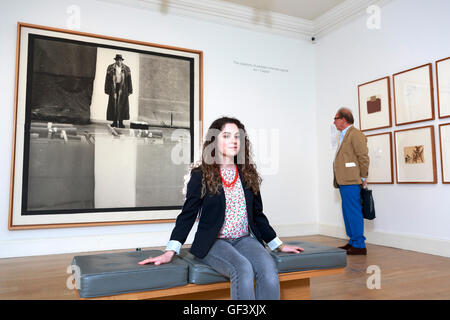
[230,258,254,280]
[257,269,279,286]
[255,257,278,280]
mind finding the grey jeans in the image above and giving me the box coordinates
[201,235,280,300]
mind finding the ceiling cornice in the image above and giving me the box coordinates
[98,0,394,41]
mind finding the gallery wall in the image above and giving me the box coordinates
[315,0,450,257]
[3,0,448,259]
[0,0,318,257]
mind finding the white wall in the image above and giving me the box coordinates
[0,0,317,257]
[315,0,450,257]
[4,0,448,259]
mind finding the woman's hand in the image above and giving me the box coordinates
[280,244,304,254]
[138,250,175,266]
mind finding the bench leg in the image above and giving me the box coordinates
[280,278,310,300]
[153,288,230,300]
[163,278,311,300]
[76,275,316,300]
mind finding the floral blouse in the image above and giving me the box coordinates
[218,167,249,239]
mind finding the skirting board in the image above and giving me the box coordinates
[0,230,177,259]
[0,223,316,258]
[5,222,448,259]
[273,223,319,238]
[319,224,450,258]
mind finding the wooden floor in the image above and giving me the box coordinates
[0,235,449,300]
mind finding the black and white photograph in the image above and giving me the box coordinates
[9,24,202,229]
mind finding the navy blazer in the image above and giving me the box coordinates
[169,167,277,259]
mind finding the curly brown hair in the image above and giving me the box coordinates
[189,116,262,197]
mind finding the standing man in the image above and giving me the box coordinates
[105,54,133,128]
[333,108,370,255]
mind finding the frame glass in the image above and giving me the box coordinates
[436,57,450,119]
[393,64,434,126]
[9,23,203,229]
[439,123,450,184]
[366,132,394,184]
[394,126,437,184]
[358,76,392,132]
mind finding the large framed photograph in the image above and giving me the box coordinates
[394,126,437,184]
[436,57,450,119]
[358,76,392,132]
[439,123,450,184]
[366,132,394,184]
[393,63,435,126]
[9,23,203,229]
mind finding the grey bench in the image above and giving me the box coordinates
[72,241,346,300]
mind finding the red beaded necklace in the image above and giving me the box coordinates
[220,164,238,188]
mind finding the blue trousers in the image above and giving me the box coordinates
[339,185,366,248]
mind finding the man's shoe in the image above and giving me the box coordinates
[346,246,367,255]
[338,243,352,250]
[111,122,117,127]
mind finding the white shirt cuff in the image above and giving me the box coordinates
[267,237,283,251]
[165,240,182,255]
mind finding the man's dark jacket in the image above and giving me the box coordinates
[104,63,132,121]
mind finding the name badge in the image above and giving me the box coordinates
[345,162,356,168]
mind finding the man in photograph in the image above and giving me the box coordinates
[333,108,370,255]
[104,54,133,128]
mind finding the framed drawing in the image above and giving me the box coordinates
[436,57,450,119]
[366,132,393,184]
[9,23,203,229]
[358,76,392,132]
[394,126,437,184]
[393,63,434,126]
[439,123,450,184]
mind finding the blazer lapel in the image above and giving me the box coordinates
[219,186,226,214]
[335,126,353,159]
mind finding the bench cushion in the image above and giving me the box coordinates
[178,249,228,284]
[71,241,347,297]
[178,241,346,284]
[72,250,188,298]
[270,241,347,273]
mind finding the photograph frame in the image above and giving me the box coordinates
[393,63,435,126]
[366,132,394,184]
[358,76,392,132]
[394,125,437,184]
[436,57,450,119]
[439,123,450,184]
[9,22,203,230]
